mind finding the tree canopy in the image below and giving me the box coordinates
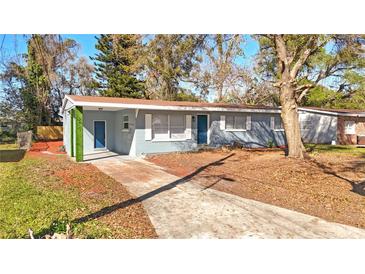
[255,34,365,157]
[1,34,365,147]
[92,34,145,98]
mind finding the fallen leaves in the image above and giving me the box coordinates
[147,149,365,229]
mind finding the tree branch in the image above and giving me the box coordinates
[296,87,312,103]
[290,36,317,79]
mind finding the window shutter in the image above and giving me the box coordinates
[220,115,225,130]
[185,115,192,139]
[270,116,275,130]
[246,115,252,130]
[145,114,152,140]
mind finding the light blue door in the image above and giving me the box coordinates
[197,115,208,144]
[94,121,106,149]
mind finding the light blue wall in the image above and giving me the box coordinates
[83,110,116,155]
[133,110,285,156]
[62,100,75,157]
[63,107,339,157]
[63,109,71,156]
[210,112,286,148]
[134,110,198,156]
[113,109,136,155]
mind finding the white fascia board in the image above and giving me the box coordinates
[71,100,281,113]
[60,97,68,114]
[299,107,365,117]
[61,95,77,114]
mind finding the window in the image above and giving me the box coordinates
[122,115,129,131]
[345,121,356,134]
[152,114,169,140]
[170,114,186,139]
[152,114,187,140]
[274,116,284,130]
[226,115,247,130]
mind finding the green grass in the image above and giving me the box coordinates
[305,144,365,157]
[0,158,113,239]
[0,143,19,150]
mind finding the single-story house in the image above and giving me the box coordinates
[60,95,365,161]
[298,107,365,145]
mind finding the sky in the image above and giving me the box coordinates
[0,34,99,61]
[0,34,260,64]
[0,34,260,102]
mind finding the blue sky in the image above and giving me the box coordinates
[0,34,99,61]
[0,34,259,64]
[0,34,260,102]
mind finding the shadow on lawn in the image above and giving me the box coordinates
[71,153,235,225]
[0,149,26,162]
[312,158,365,196]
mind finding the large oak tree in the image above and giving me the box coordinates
[256,35,365,158]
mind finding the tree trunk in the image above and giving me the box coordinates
[217,83,223,102]
[280,83,305,158]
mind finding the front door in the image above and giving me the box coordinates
[197,115,208,144]
[94,121,106,149]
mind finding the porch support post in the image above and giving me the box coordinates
[70,109,74,157]
[75,106,84,162]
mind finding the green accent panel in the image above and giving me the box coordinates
[75,106,83,162]
[70,109,74,157]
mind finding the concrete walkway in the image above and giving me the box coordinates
[91,155,365,239]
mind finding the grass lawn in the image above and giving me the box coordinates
[306,144,365,157]
[0,154,156,239]
[0,143,19,150]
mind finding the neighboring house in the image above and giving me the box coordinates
[60,95,365,162]
[298,107,365,145]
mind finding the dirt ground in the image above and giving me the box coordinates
[26,142,157,238]
[147,148,365,229]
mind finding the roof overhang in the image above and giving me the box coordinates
[299,107,365,118]
[61,95,281,114]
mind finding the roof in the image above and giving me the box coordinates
[61,95,365,117]
[66,95,278,110]
[62,95,281,113]
[299,106,365,117]
[300,106,365,115]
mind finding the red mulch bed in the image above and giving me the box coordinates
[27,141,65,160]
[29,141,65,153]
[147,148,365,229]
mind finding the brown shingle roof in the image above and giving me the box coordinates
[67,95,279,110]
[66,95,365,116]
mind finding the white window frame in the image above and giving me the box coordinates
[122,115,129,132]
[224,114,249,132]
[271,116,285,131]
[170,114,187,140]
[345,120,356,134]
[152,114,188,142]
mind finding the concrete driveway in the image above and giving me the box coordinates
[91,155,365,239]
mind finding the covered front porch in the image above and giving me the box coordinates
[68,105,137,162]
